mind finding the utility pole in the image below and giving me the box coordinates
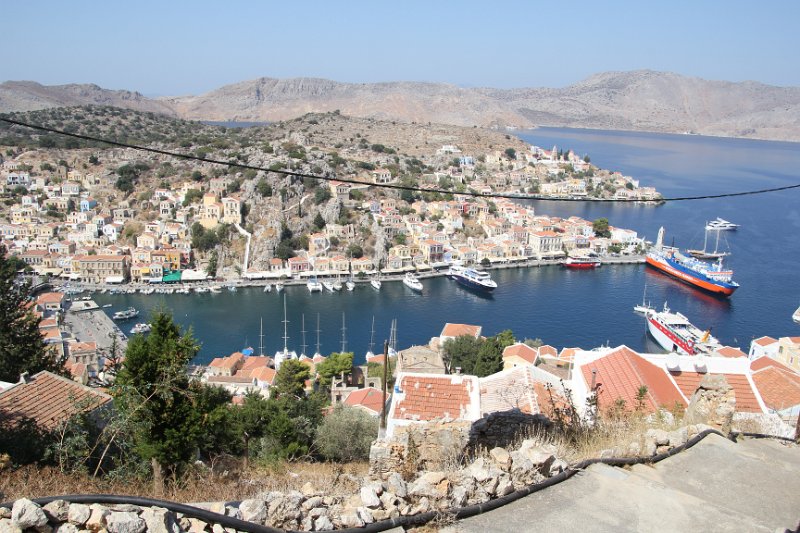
[380,339,389,432]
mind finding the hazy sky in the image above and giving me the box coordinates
[2,0,798,95]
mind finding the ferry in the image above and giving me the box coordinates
[448,266,497,292]
[646,227,739,296]
[403,272,423,292]
[644,303,721,355]
[307,277,323,293]
[564,256,601,269]
[706,217,739,231]
[112,307,139,321]
[130,323,151,335]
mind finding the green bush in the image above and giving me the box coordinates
[315,405,378,462]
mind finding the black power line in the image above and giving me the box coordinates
[1,116,799,202]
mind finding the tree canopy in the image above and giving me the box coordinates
[441,329,514,377]
[273,359,311,398]
[0,246,62,382]
[592,217,612,238]
[315,352,353,386]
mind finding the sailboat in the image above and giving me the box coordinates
[633,284,654,315]
[313,313,323,359]
[346,276,356,291]
[687,225,731,260]
[340,312,348,353]
[274,295,296,368]
[365,316,376,359]
[371,273,382,290]
[300,314,308,358]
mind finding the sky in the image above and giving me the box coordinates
[2,0,799,96]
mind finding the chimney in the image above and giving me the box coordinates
[455,367,462,375]
[19,372,31,384]
[590,369,597,390]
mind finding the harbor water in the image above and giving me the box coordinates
[90,128,800,365]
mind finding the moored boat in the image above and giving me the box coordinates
[275,282,284,293]
[793,305,800,324]
[346,278,355,291]
[370,277,382,290]
[687,225,730,260]
[706,217,739,231]
[130,323,151,334]
[644,303,721,355]
[564,256,601,269]
[307,277,323,292]
[263,284,272,293]
[112,307,139,321]
[447,266,497,292]
[403,272,424,292]
[322,280,335,292]
[646,227,739,297]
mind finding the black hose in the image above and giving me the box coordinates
[4,429,792,533]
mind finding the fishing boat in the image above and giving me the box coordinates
[130,323,151,334]
[793,305,800,324]
[687,225,730,260]
[644,303,721,355]
[646,227,739,296]
[706,217,739,231]
[447,265,497,292]
[112,307,139,320]
[307,277,323,293]
[564,256,601,269]
[403,272,423,292]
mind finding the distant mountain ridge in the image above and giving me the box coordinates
[3,71,800,141]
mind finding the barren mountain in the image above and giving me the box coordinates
[0,81,176,116]
[3,71,800,141]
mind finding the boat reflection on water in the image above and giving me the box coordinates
[644,269,733,310]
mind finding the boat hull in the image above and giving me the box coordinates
[646,313,694,355]
[646,256,737,296]
[564,262,600,269]
[453,276,496,292]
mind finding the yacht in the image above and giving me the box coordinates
[346,278,355,291]
[370,277,382,290]
[403,272,423,292]
[322,280,335,292]
[112,307,139,321]
[447,266,497,292]
[706,217,739,231]
[275,282,285,293]
[263,284,272,293]
[130,323,151,335]
[307,277,323,292]
[332,279,343,291]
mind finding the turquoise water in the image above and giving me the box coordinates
[91,128,800,364]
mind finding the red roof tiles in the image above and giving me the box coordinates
[583,346,686,413]
[669,371,762,413]
[0,371,112,430]
[502,343,538,364]
[393,375,476,421]
[715,346,747,358]
[344,387,385,415]
[441,323,482,338]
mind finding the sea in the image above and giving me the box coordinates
[90,128,800,365]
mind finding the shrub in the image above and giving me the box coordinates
[315,405,378,462]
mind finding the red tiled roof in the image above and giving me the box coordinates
[344,387,385,415]
[753,336,778,347]
[584,346,686,413]
[538,345,558,358]
[479,366,566,416]
[239,356,271,372]
[752,365,800,411]
[669,371,762,413]
[37,292,65,305]
[0,371,112,430]
[502,343,538,364]
[558,347,580,362]
[249,367,276,384]
[393,375,476,421]
[441,323,482,338]
[751,356,794,373]
[715,346,747,358]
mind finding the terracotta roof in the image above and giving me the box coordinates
[367,354,387,364]
[249,367,276,384]
[480,366,562,416]
[441,323,482,338]
[393,375,477,421]
[70,342,97,354]
[538,345,558,358]
[344,387,385,415]
[787,337,800,344]
[558,347,580,362]
[239,356,271,373]
[753,336,778,347]
[715,346,747,358]
[751,356,794,373]
[502,343,538,364]
[0,371,112,430]
[584,346,686,413]
[669,371,762,413]
[207,375,254,385]
[36,292,64,305]
[751,364,800,412]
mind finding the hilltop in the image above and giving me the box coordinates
[3,70,800,141]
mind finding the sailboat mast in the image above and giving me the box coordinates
[259,317,264,356]
[282,295,289,351]
[315,313,321,356]
[301,314,308,357]
[368,316,375,353]
[340,312,347,353]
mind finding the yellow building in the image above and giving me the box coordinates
[776,336,800,373]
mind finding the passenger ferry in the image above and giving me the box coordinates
[447,266,497,292]
[644,303,721,355]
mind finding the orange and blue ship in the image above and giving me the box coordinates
[646,227,739,297]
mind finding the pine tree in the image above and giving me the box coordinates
[0,246,62,382]
[112,310,201,494]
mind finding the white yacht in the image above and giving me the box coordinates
[403,272,423,292]
[263,284,272,293]
[346,278,355,291]
[706,217,739,231]
[371,277,382,290]
[322,280,335,292]
[307,277,323,292]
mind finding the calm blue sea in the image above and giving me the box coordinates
[91,128,800,365]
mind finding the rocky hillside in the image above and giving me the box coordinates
[3,71,800,141]
[0,81,176,116]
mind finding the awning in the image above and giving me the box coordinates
[105,276,124,284]
[162,271,182,283]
